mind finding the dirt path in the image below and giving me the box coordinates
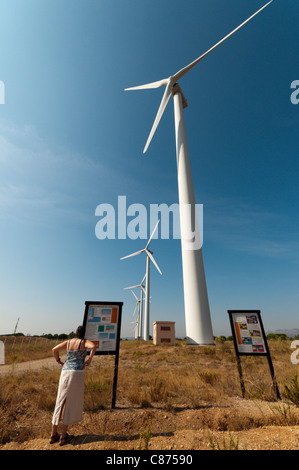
[0,357,57,375]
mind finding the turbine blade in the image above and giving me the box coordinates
[145,219,160,250]
[146,249,162,275]
[143,80,173,153]
[125,78,168,91]
[174,0,272,82]
[132,304,138,318]
[131,290,139,301]
[123,284,141,290]
[120,249,144,260]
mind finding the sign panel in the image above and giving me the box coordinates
[83,301,123,355]
[229,310,268,355]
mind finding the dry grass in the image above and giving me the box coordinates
[0,337,298,446]
[117,339,299,406]
[0,336,59,365]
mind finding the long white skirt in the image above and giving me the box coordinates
[52,370,85,426]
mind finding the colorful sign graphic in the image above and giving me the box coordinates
[230,311,267,355]
[83,303,122,354]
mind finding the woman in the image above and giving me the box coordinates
[50,326,96,446]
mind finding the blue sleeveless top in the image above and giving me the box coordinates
[62,339,87,371]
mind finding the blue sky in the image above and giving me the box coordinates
[0,0,298,338]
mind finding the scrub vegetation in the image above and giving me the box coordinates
[0,336,299,449]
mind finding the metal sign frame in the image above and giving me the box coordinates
[83,301,123,408]
[228,310,280,399]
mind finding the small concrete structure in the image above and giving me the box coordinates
[153,321,175,346]
[0,340,4,364]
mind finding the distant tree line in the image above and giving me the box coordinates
[266,333,299,341]
[216,333,299,342]
[39,332,76,340]
[4,332,76,340]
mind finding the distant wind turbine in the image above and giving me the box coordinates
[121,220,162,340]
[129,290,141,339]
[125,1,272,345]
[124,274,146,339]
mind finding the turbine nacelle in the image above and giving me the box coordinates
[123,274,147,296]
[125,1,272,154]
[120,220,162,275]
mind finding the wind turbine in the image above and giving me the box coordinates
[124,274,146,339]
[125,1,272,346]
[129,290,141,339]
[121,220,162,341]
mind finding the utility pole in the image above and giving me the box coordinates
[13,317,20,335]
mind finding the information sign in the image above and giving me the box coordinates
[83,301,123,408]
[228,310,280,399]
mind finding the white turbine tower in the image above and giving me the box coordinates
[125,1,272,345]
[121,220,162,341]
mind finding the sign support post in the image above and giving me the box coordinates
[83,301,123,409]
[112,305,122,409]
[235,354,245,398]
[266,351,281,400]
[228,310,280,400]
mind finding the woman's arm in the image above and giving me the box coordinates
[84,340,96,366]
[52,341,68,365]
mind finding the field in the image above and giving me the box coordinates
[0,336,299,450]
